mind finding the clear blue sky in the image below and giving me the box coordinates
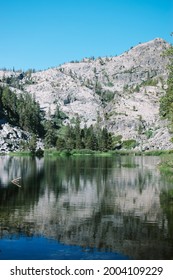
[0,0,172,70]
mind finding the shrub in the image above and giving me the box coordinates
[122,139,137,149]
[145,129,153,139]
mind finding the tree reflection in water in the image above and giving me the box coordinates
[0,155,173,259]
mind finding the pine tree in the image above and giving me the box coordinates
[160,41,173,121]
[6,91,44,135]
[44,109,56,148]
[74,115,82,149]
[53,104,67,128]
[56,137,66,150]
[28,134,37,154]
[99,127,112,151]
[85,125,98,150]
[65,124,75,150]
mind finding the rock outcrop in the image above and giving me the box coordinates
[0,124,30,153]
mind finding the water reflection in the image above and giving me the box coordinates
[0,155,173,259]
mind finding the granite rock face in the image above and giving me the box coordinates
[0,124,30,153]
[0,38,172,151]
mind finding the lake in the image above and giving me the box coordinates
[0,155,173,260]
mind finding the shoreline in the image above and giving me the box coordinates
[4,148,173,157]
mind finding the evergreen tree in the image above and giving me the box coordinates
[53,104,67,128]
[56,137,66,150]
[99,127,112,151]
[44,111,56,149]
[28,134,37,154]
[1,87,18,122]
[160,41,173,123]
[74,115,82,149]
[17,93,43,135]
[85,125,98,150]
[65,123,75,150]
[80,127,85,149]
[0,86,43,136]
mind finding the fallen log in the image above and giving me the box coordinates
[11,177,21,188]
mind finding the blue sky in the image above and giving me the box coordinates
[0,0,172,70]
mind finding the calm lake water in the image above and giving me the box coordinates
[0,155,173,260]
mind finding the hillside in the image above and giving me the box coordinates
[0,37,173,152]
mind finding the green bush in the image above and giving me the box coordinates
[145,129,153,139]
[71,149,94,155]
[113,135,123,142]
[141,79,158,87]
[122,139,137,149]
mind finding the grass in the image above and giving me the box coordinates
[45,149,118,157]
[71,149,94,156]
[115,150,140,155]
[8,151,33,156]
[157,154,173,182]
[122,139,137,149]
[44,149,71,157]
[8,149,44,157]
[145,150,173,156]
[6,148,173,158]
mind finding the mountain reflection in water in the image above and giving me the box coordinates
[0,155,173,260]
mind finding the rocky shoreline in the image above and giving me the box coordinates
[0,122,173,154]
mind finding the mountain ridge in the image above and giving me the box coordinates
[0,38,173,152]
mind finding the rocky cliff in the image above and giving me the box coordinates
[0,38,173,152]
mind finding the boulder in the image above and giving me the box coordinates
[0,123,30,153]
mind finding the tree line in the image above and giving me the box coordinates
[0,86,113,152]
[160,39,173,131]
[56,117,113,151]
[0,86,44,136]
